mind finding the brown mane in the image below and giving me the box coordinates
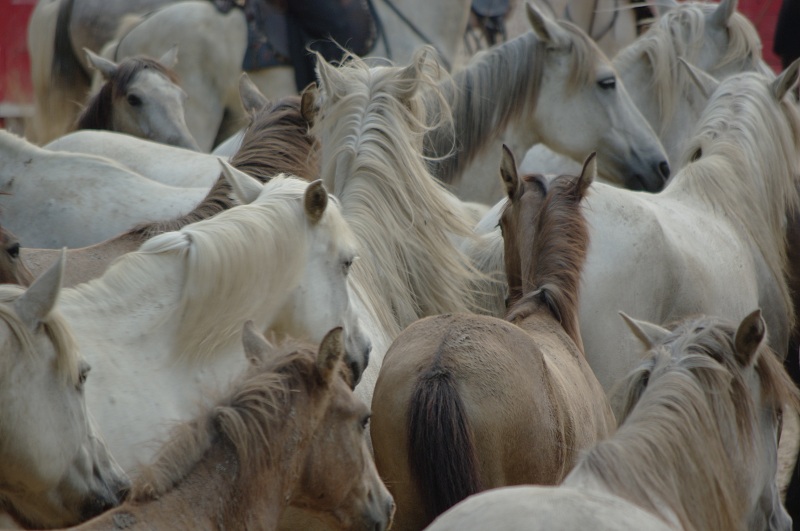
[505,172,591,349]
[132,95,317,238]
[131,337,321,501]
[76,56,180,131]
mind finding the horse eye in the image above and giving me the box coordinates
[598,77,616,90]
[78,363,91,387]
[127,94,142,107]
[360,414,371,430]
[690,148,702,162]
[7,242,19,259]
[343,258,354,275]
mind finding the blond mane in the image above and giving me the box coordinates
[60,176,356,361]
[574,315,798,531]
[673,72,800,327]
[613,2,766,132]
[0,285,79,385]
[312,48,482,332]
[131,338,321,501]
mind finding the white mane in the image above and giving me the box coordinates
[312,49,483,332]
[60,175,354,360]
[613,2,766,133]
[671,72,800,321]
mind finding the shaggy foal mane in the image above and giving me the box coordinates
[132,95,317,238]
[130,337,324,501]
[76,56,180,131]
[578,315,799,531]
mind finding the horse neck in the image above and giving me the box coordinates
[564,367,747,531]
[323,129,479,330]
[425,32,545,184]
[506,185,589,352]
[0,132,40,183]
[83,440,291,531]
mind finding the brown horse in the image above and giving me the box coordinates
[72,323,393,530]
[21,90,317,286]
[370,148,615,530]
[0,225,33,286]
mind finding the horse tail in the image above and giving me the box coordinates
[52,0,90,96]
[407,365,482,524]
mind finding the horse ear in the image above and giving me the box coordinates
[500,144,520,201]
[619,312,669,350]
[772,58,800,102]
[709,0,737,29]
[678,58,719,100]
[14,249,65,331]
[315,53,346,99]
[238,73,269,118]
[300,82,318,125]
[241,320,274,367]
[84,48,118,79]
[158,45,179,69]
[304,180,329,224]
[576,152,596,199]
[219,159,263,204]
[317,327,345,385]
[526,2,566,46]
[734,309,765,367]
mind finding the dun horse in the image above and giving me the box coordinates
[426,310,798,531]
[370,149,614,530]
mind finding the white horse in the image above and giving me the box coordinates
[33,0,472,151]
[74,47,200,151]
[44,130,223,188]
[52,173,370,474]
[426,311,797,531]
[471,61,800,398]
[304,48,486,409]
[521,0,771,180]
[0,130,209,248]
[0,255,130,529]
[426,3,669,205]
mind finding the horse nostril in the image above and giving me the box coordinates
[658,160,671,181]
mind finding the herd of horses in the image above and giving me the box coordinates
[2,0,800,529]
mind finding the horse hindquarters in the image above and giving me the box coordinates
[371,330,483,530]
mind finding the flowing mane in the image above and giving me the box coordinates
[0,285,79,385]
[673,72,800,321]
[60,176,355,361]
[132,95,317,238]
[613,2,766,133]
[76,56,180,131]
[131,337,319,500]
[575,315,799,531]
[312,49,482,332]
[505,173,590,349]
[425,21,598,184]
